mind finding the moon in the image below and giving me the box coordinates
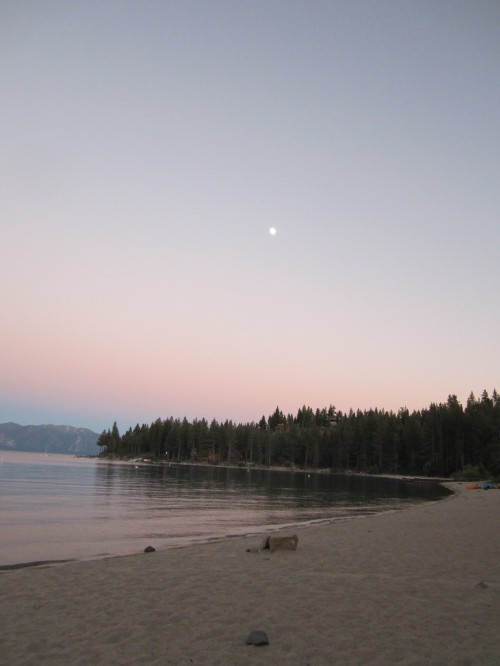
[269,227,277,236]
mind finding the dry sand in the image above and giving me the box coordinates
[1,482,499,665]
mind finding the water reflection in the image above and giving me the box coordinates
[0,452,450,565]
[92,461,449,515]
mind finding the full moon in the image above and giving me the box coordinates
[269,227,277,236]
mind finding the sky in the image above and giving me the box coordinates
[1,1,499,434]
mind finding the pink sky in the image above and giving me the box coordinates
[1,2,499,433]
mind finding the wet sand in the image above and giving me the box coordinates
[1,482,499,665]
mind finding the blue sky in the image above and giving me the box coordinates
[1,1,499,433]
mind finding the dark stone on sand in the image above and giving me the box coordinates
[246,630,269,646]
[144,545,156,553]
[476,581,488,589]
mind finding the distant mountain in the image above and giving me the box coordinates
[0,422,100,455]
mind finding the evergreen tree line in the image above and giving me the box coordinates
[97,389,500,477]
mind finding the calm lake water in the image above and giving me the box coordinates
[0,451,450,567]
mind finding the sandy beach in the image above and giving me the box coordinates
[1,482,499,665]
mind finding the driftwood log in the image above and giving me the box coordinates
[262,534,298,553]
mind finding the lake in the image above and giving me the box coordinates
[0,451,450,567]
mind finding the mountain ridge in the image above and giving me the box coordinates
[0,422,100,455]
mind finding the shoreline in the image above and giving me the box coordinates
[1,450,452,570]
[100,453,455,480]
[0,501,434,573]
[0,484,452,574]
[1,481,500,664]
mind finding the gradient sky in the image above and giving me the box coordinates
[2,1,499,434]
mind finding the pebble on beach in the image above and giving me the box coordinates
[246,630,269,646]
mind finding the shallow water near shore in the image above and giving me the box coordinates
[0,451,449,566]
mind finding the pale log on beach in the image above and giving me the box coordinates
[1,483,499,665]
[263,534,299,552]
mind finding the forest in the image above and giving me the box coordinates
[97,389,500,478]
